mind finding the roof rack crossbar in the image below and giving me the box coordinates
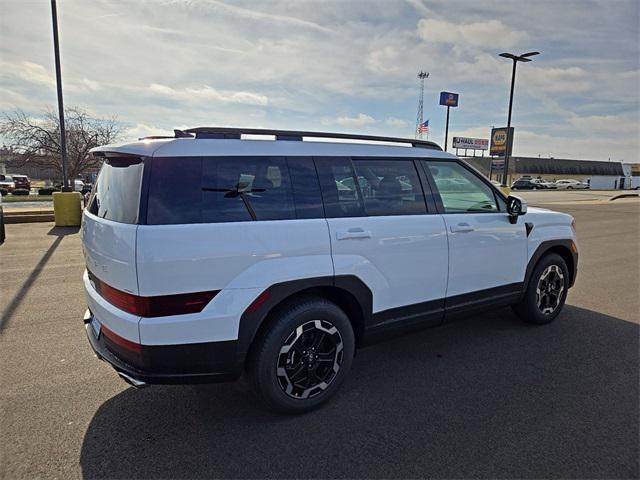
[183,127,442,150]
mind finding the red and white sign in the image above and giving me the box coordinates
[452,137,489,150]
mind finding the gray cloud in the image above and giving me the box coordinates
[0,0,637,159]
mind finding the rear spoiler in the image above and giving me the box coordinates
[138,130,193,141]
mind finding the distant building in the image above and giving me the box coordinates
[464,156,638,189]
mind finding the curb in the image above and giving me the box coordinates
[4,211,55,224]
[610,193,639,201]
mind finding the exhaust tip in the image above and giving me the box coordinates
[117,371,148,389]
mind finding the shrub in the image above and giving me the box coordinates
[0,188,7,196]
[12,189,30,196]
[38,187,58,195]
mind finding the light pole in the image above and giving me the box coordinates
[498,51,539,187]
[51,0,69,191]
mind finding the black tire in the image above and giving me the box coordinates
[513,253,569,324]
[247,297,355,414]
[567,186,573,190]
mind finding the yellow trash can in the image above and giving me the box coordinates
[53,191,83,226]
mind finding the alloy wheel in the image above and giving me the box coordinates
[276,320,344,399]
[536,265,565,315]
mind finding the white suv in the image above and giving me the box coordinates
[82,128,578,413]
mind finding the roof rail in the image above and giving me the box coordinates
[183,127,442,150]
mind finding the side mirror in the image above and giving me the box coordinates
[507,195,527,224]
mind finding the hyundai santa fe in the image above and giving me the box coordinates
[82,127,578,413]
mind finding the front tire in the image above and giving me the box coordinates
[248,297,355,413]
[513,253,569,324]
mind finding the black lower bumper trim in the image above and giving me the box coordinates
[85,317,242,385]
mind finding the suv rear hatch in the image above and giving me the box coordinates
[82,155,144,295]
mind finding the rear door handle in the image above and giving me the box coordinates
[450,223,474,233]
[336,228,372,240]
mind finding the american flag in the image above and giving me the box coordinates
[417,120,429,133]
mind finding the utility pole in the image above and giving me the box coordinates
[415,71,429,139]
[51,0,69,191]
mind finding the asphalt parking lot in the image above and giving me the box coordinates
[1,199,638,479]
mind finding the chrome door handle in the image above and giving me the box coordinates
[450,223,474,233]
[336,228,372,240]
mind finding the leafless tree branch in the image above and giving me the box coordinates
[0,106,121,179]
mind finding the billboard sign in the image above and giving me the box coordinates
[491,158,505,171]
[439,91,459,107]
[452,137,488,150]
[490,127,514,157]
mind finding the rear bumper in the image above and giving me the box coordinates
[84,309,243,385]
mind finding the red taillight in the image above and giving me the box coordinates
[99,281,148,316]
[89,271,218,317]
[101,324,141,353]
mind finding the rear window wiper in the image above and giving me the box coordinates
[202,184,265,221]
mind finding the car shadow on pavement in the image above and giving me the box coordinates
[79,305,639,479]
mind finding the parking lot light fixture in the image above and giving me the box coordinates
[499,51,540,187]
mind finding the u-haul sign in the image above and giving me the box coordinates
[452,137,489,150]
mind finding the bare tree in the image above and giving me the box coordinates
[0,107,121,180]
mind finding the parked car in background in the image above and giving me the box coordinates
[81,183,93,195]
[512,178,556,190]
[0,174,15,193]
[554,179,589,190]
[10,174,31,191]
[74,179,85,192]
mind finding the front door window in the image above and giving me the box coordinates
[426,162,499,213]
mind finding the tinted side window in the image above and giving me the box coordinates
[147,157,202,224]
[147,157,296,224]
[202,156,295,222]
[315,157,365,218]
[427,161,498,213]
[287,157,324,219]
[352,159,426,216]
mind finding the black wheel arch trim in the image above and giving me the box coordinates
[237,275,372,357]
[524,239,578,291]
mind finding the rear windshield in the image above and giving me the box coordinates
[88,158,144,224]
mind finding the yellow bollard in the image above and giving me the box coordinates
[53,191,83,226]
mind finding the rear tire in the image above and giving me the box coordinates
[513,253,569,325]
[247,297,355,414]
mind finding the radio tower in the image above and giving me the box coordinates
[415,71,429,139]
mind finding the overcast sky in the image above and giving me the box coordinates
[1,0,638,161]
